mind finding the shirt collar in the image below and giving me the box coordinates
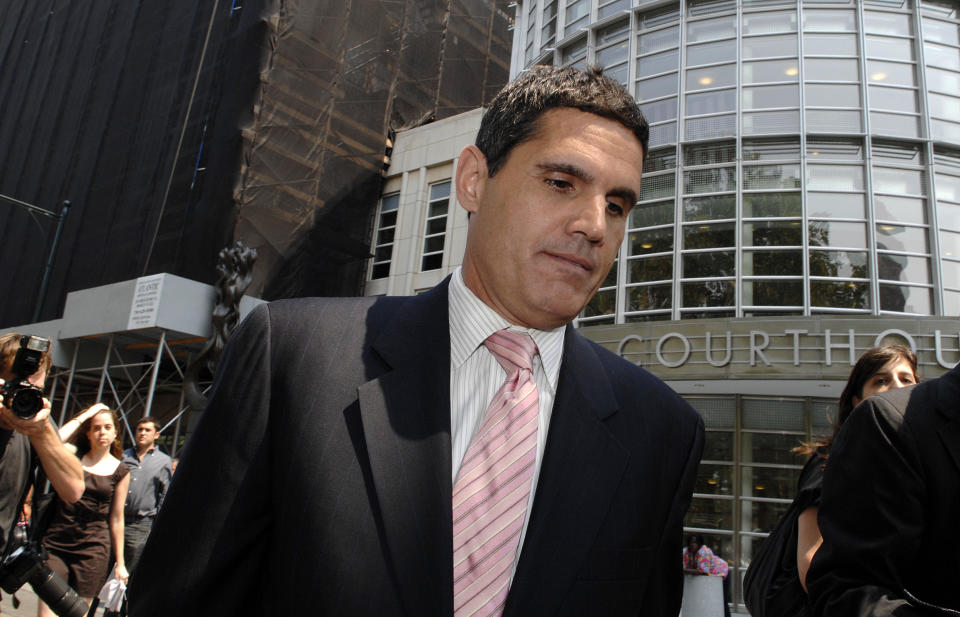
[448,267,565,392]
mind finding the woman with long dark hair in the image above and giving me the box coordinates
[38,403,130,616]
[744,345,918,617]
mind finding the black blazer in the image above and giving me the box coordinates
[128,281,704,616]
[808,364,960,616]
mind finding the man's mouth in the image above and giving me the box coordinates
[547,252,592,271]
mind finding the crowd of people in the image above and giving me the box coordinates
[2,65,958,617]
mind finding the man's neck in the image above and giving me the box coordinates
[136,445,152,459]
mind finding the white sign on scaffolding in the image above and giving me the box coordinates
[127,274,165,330]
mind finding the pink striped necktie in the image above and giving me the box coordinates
[453,329,539,617]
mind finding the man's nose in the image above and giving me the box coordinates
[567,196,607,242]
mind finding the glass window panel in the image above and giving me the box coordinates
[686,64,737,90]
[871,111,922,137]
[377,227,395,244]
[926,66,960,94]
[682,280,736,306]
[742,499,793,535]
[743,109,801,134]
[686,89,737,115]
[743,220,804,245]
[686,114,737,140]
[873,140,923,165]
[371,262,391,279]
[804,58,860,81]
[702,430,734,460]
[876,223,930,252]
[684,250,736,277]
[942,229,960,258]
[743,33,798,59]
[426,218,446,235]
[684,221,736,248]
[641,4,681,29]
[807,108,862,132]
[631,200,674,227]
[876,195,926,224]
[744,279,804,306]
[943,258,960,285]
[877,253,931,283]
[947,289,960,316]
[806,192,866,218]
[645,148,678,173]
[808,220,868,247]
[742,84,800,109]
[743,192,802,217]
[940,203,960,230]
[640,172,676,202]
[640,97,678,123]
[374,245,393,261]
[686,141,737,165]
[810,280,871,309]
[629,255,674,282]
[630,227,675,255]
[687,15,737,43]
[742,10,798,35]
[864,10,913,35]
[687,40,737,67]
[929,92,960,119]
[809,250,869,277]
[604,63,629,86]
[741,467,802,500]
[869,85,919,112]
[807,164,864,190]
[743,59,800,83]
[688,0,738,17]
[743,138,800,160]
[743,164,802,190]
[638,49,679,78]
[803,9,857,32]
[696,463,734,495]
[880,284,933,313]
[380,210,397,228]
[939,173,960,202]
[803,33,858,55]
[932,119,960,142]
[684,168,737,194]
[873,168,925,195]
[865,35,916,60]
[583,288,615,318]
[429,182,450,202]
[925,41,960,71]
[925,18,960,45]
[423,235,444,253]
[743,249,803,275]
[868,60,918,86]
[684,194,737,220]
[562,36,588,65]
[805,83,861,107]
[638,24,680,55]
[688,398,737,428]
[685,497,733,530]
[807,138,863,160]
[565,0,589,24]
[741,432,805,464]
[743,398,805,429]
[598,18,629,44]
[380,193,399,212]
[428,201,448,218]
[650,121,680,146]
[598,41,629,68]
[627,283,673,311]
[637,73,680,99]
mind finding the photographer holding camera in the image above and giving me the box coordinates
[0,333,84,614]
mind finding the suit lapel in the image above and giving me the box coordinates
[934,366,960,475]
[505,328,629,616]
[357,281,454,617]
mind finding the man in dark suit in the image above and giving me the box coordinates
[807,364,960,616]
[129,66,704,617]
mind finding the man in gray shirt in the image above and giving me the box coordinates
[121,416,172,575]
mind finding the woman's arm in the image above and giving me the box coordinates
[110,470,131,583]
[797,505,823,592]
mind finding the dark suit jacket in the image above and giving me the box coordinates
[128,281,703,616]
[807,364,960,616]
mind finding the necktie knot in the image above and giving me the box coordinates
[483,330,537,374]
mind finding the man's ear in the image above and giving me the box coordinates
[456,145,488,216]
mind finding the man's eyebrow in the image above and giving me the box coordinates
[536,161,638,205]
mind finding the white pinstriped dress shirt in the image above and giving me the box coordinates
[447,267,566,576]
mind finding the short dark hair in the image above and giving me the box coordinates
[476,65,649,177]
[0,332,52,379]
[136,416,161,431]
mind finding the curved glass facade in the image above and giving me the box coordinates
[513,0,960,324]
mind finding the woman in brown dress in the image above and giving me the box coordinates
[38,403,130,616]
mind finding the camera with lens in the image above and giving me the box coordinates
[1,335,50,419]
[0,543,87,617]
